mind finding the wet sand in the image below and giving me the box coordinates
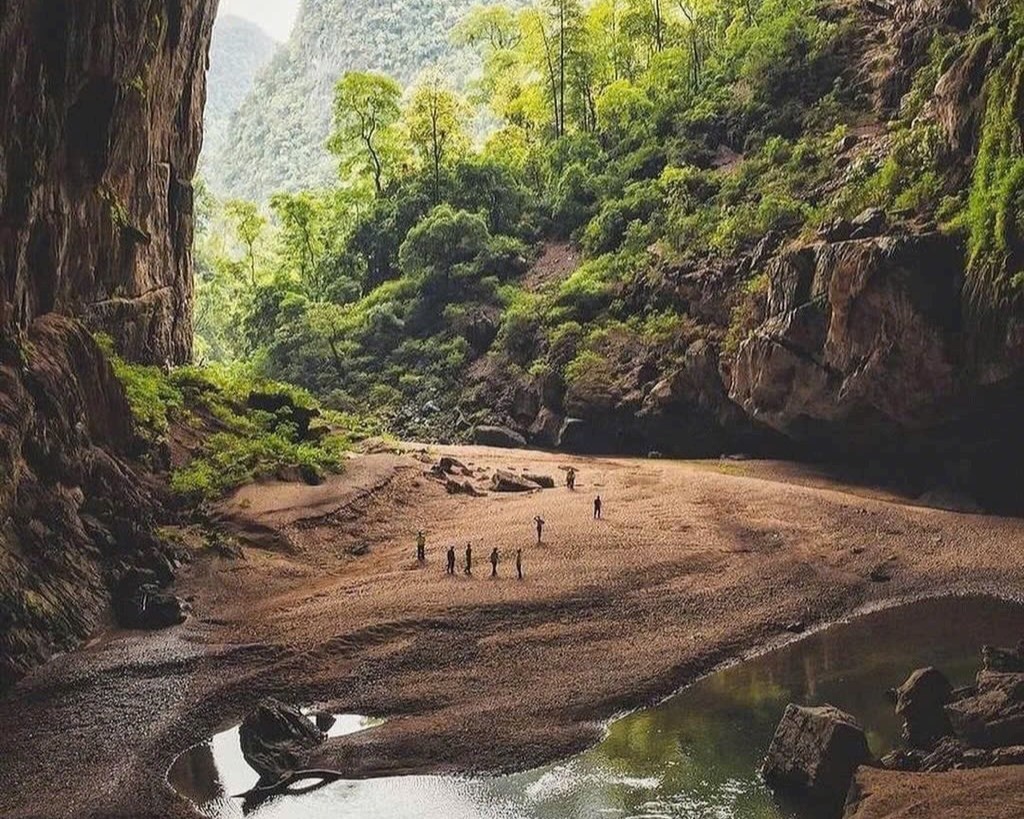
[1,446,1023,818]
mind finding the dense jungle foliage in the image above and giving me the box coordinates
[194,0,1024,443]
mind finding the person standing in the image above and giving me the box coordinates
[516,548,523,580]
[464,543,473,575]
[534,515,545,545]
[446,545,456,575]
[490,547,500,577]
[593,495,602,520]
[566,468,576,490]
[416,531,426,562]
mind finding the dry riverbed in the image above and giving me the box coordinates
[1,446,1023,818]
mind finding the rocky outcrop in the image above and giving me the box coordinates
[762,703,871,812]
[0,0,217,690]
[0,0,217,363]
[947,672,1024,749]
[728,226,1024,510]
[239,698,325,784]
[473,425,527,449]
[730,233,963,444]
[0,316,182,688]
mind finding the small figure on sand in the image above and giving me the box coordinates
[566,467,577,490]
[516,548,523,580]
[490,547,500,577]
[416,531,426,562]
[593,495,602,520]
[446,545,456,575]
[534,515,545,544]
[464,543,473,575]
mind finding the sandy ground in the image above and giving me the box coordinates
[2,446,1024,819]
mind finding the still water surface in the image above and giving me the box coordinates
[169,596,1024,819]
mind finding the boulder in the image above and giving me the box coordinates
[312,712,337,733]
[557,418,593,453]
[522,473,555,489]
[529,408,563,449]
[490,471,538,493]
[820,218,853,242]
[762,704,871,809]
[947,671,1024,749]
[445,478,481,497]
[472,425,527,449]
[892,667,954,749]
[438,456,467,474]
[113,570,188,630]
[239,698,325,784]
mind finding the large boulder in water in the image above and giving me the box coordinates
[472,425,527,449]
[762,704,871,810]
[892,667,954,750]
[947,672,1024,749]
[239,698,325,783]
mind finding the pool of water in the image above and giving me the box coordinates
[169,596,1024,819]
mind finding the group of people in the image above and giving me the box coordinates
[413,468,606,581]
[430,542,524,580]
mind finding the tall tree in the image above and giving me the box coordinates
[329,72,403,196]
[224,199,266,289]
[405,74,470,203]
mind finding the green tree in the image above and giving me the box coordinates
[329,71,404,196]
[405,74,470,204]
[224,199,266,288]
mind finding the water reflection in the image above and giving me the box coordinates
[170,596,1024,819]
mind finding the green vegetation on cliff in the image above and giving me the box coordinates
[195,0,1021,445]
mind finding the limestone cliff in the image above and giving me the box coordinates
[0,0,217,689]
[0,0,216,363]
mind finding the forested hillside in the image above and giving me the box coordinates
[196,0,1024,506]
[201,14,279,192]
[215,0,505,200]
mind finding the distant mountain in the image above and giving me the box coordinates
[201,14,279,193]
[213,0,490,201]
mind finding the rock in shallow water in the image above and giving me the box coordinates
[239,698,325,784]
[947,671,1024,749]
[892,666,954,750]
[762,703,871,811]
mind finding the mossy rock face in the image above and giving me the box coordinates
[0,317,175,692]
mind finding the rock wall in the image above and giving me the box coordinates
[0,317,174,689]
[0,0,217,690]
[730,234,964,446]
[0,0,218,363]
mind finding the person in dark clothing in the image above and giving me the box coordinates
[593,495,602,520]
[534,515,545,544]
[490,548,500,577]
[516,548,523,580]
[446,545,456,575]
[566,468,576,490]
[416,531,426,562]
[464,543,473,575]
